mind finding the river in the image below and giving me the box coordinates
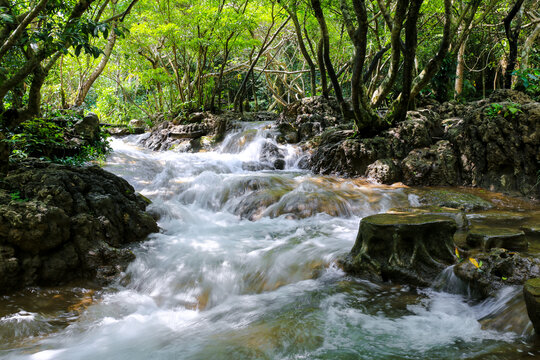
[0,122,538,359]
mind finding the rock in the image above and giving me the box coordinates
[454,248,540,297]
[343,213,457,286]
[141,112,233,151]
[310,130,388,176]
[298,92,539,198]
[0,161,159,293]
[366,159,401,184]
[401,140,458,186]
[129,119,146,129]
[385,110,440,158]
[259,142,286,170]
[74,113,100,141]
[524,278,540,334]
[106,126,131,136]
[417,189,494,211]
[466,227,528,252]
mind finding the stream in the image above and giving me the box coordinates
[1,121,539,359]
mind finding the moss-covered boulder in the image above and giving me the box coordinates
[524,278,540,334]
[418,189,494,211]
[343,213,457,286]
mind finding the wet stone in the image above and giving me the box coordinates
[418,189,494,211]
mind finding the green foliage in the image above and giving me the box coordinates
[9,191,25,203]
[485,102,522,119]
[513,69,540,99]
[6,119,65,158]
[4,117,111,165]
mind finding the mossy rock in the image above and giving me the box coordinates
[418,189,494,211]
[343,213,457,287]
[466,227,528,252]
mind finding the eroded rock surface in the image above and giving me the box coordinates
[343,213,457,286]
[454,248,540,297]
[0,161,158,292]
[292,90,539,198]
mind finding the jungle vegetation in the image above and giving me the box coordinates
[0,0,539,134]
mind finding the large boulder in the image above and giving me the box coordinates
[401,140,459,186]
[366,158,401,184]
[0,161,158,292]
[343,213,457,286]
[74,112,100,141]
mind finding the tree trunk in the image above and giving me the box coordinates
[393,0,423,124]
[287,4,317,96]
[311,0,346,116]
[521,22,540,70]
[409,0,453,100]
[74,22,117,107]
[370,0,408,107]
[454,36,467,97]
[504,0,525,88]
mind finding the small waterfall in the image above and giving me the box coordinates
[1,121,539,359]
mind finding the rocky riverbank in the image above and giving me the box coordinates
[276,90,539,199]
[0,160,158,293]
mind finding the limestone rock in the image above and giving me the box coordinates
[343,213,457,286]
[401,140,458,186]
[466,227,528,252]
[366,159,401,184]
[454,248,540,297]
[417,189,493,211]
[0,161,159,293]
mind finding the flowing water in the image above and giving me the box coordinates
[1,122,539,359]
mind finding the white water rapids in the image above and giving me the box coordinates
[0,122,537,359]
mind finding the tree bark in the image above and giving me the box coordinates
[521,22,540,69]
[393,0,423,124]
[311,0,346,117]
[74,23,118,107]
[454,34,467,97]
[370,0,408,107]
[504,0,525,88]
[286,3,317,96]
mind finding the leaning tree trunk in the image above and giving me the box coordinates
[74,22,117,107]
[288,6,317,97]
[504,0,524,89]
[521,22,540,70]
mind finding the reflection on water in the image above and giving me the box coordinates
[1,122,539,359]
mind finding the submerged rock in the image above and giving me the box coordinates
[0,161,158,292]
[343,213,457,286]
